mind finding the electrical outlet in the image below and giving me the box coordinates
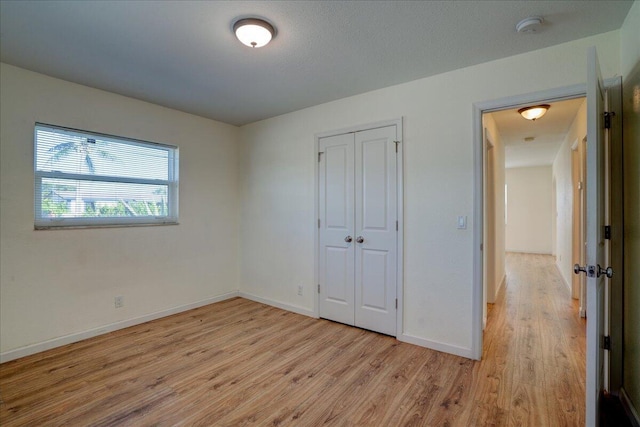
[114,295,124,308]
[297,285,303,296]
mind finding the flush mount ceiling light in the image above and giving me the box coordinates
[518,104,550,121]
[233,18,275,48]
[516,16,544,33]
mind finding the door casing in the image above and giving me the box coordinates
[314,118,404,339]
[472,77,624,403]
[472,83,587,359]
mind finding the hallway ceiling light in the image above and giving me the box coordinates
[233,18,275,48]
[518,104,550,121]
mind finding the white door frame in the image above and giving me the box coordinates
[472,78,620,357]
[472,83,587,359]
[483,128,496,329]
[314,118,404,338]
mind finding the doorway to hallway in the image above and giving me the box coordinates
[475,68,624,424]
[482,96,587,330]
[480,94,590,422]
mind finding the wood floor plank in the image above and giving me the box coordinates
[469,346,514,411]
[512,355,546,388]
[466,401,509,427]
[509,383,549,426]
[544,362,586,426]
[348,345,428,426]
[0,254,586,426]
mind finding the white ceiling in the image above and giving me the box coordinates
[0,1,633,126]
[489,97,586,168]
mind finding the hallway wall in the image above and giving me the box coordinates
[505,166,553,254]
[552,99,587,291]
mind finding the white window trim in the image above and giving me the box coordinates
[34,123,179,229]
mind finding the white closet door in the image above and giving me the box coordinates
[318,133,355,326]
[318,124,398,336]
[354,126,397,336]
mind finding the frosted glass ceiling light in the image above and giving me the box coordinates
[233,18,275,48]
[518,104,550,121]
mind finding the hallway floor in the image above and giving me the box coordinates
[480,252,586,425]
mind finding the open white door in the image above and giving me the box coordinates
[582,46,609,427]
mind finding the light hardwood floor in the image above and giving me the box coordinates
[0,253,585,426]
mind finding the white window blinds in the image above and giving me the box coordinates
[34,124,178,228]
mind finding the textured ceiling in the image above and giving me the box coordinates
[489,97,586,168]
[0,1,633,126]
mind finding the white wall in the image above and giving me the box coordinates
[506,166,553,254]
[239,31,620,356]
[553,99,587,289]
[0,63,241,358]
[621,0,640,78]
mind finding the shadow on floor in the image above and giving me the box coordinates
[601,394,634,427]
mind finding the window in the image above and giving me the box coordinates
[34,124,178,228]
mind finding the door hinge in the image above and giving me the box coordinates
[318,218,321,229]
[604,225,611,240]
[395,298,398,309]
[396,220,398,231]
[318,152,324,162]
[603,335,611,351]
[604,112,615,129]
[317,284,320,294]
[394,140,400,153]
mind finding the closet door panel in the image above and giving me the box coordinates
[318,133,355,326]
[354,125,398,336]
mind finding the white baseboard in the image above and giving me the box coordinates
[398,333,474,359]
[238,292,317,318]
[2,291,472,364]
[240,295,475,360]
[0,291,239,363]
[554,263,572,292]
[505,249,552,255]
[239,294,478,360]
[620,387,640,427]
[496,274,506,296]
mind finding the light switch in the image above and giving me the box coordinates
[457,215,467,229]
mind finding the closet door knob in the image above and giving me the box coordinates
[356,236,364,244]
[344,236,353,243]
